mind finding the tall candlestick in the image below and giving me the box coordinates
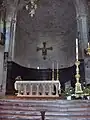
[57,62,59,81]
[52,62,54,81]
[76,38,79,61]
[75,38,83,94]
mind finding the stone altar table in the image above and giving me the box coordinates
[14,81,61,97]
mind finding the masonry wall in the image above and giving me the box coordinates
[14,0,77,69]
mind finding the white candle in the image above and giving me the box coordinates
[57,62,59,81]
[52,62,54,71]
[52,62,54,81]
[76,38,79,61]
[88,42,89,48]
[57,62,58,71]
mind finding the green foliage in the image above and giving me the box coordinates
[61,85,90,99]
[62,87,74,97]
[83,86,90,95]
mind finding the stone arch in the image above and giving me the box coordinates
[5,0,88,54]
[4,0,88,63]
[73,0,88,17]
[1,0,89,95]
[13,0,77,69]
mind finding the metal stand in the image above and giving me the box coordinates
[75,60,83,94]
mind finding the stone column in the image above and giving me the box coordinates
[73,0,88,55]
[84,2,90,85]
[42,84,45,96]
[73,0,88,84]
[23,84,27,95]
[29,84,32,95]
[0,0,21,95]
[1,17,12,95]
[1,15,17,95]
[36,83,39,95]
[76,15,88,58]
[49,84,52,96]
[0,11,5,93]
[8,14,17,61]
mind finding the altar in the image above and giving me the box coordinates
[14,80,61,97]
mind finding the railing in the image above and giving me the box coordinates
[14,81,61,97]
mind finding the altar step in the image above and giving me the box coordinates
[0,99,90,120]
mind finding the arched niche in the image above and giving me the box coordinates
[14,0,77,69]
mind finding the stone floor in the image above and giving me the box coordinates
[0,97,90,120]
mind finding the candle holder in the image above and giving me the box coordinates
[56,69,59,81]
[52,69,54,81]
[86,43,90,55]
[75,60,83,94]
[52,63,54,81]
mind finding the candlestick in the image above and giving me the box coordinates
[76,38,79,61]
[52,62,54,81]
[56,62,59,81]
[75,61,83,94]
[75,38,83,95]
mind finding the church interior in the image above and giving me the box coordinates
[0,0,90,120]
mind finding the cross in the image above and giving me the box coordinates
[37,42,53,60]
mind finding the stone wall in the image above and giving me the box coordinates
[14,0,77,69]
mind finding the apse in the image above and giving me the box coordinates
[14,0,77,69]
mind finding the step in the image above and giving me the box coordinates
[1,99,90,104]
[45,111,90,116]
[0,110,90,116]
[0,115,41,120]
[0,110,41,116]
[46,117,90,120]
[0,100,90,108]
[0,105,90,112]
[0,103,89,109]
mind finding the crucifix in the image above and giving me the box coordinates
[37,42,53,60]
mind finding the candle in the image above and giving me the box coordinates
[88,42,89,48]
[57,62,59,81]
[57,62,58,71]
[76,38,79,61]
[52,62,54,71]
[52,62,54,81]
